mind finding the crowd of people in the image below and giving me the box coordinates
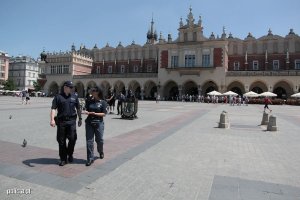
[161,94,250,106]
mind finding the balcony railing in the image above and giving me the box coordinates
[226,70,300,76]
[73,72,158,79]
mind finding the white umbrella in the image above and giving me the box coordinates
[291,92,300,98]
[223,91,238,96]
[259,91,277,97]
[207,90,222,96]
[243,91,259,97]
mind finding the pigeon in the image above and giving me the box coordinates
[9,115,12,119]
[22,139,27,147]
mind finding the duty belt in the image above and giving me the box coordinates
[59,116,77,121]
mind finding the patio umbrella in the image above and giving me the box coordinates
[207,90,222,96]
[291,92,300,98]
[223,91,238,96]
[259,91,277,97]
[243,91,259,97]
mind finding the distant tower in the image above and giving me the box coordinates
[71,43,76,52]
[146,15,158,44]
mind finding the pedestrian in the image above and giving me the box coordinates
[21,90,26,104]
[82,86,107,166]
[50,81,82,166]
[156,94,160,103]
[264,97,272,112]
[106,90,115,114]
[25,91,30,104]
[117,92,125,115]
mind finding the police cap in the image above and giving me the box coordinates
[63,81,74,88]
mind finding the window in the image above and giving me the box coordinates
[133,65,139,73]
[57,65,62,74]
[108,66,112,73]
[28,72,31,77]
[171,56,179,68]
[96,66,101,74]
[184,33,188,41]
[193,32,197,41]
[185,55,195,67]
[273,60,279,70]
[202,55,210,67]
[234,61,240,70]
[295,60,300,69]
[253,60,259,70]
[147,65,152,72]
[63,65,69,74]
[121,65,125,73]
[51,66,56,74]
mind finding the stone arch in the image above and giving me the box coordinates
[227,81,245,96]
[113,80,126,94]
[144,80,157,100]
[48,81,59,97]
[202,80,219,95]
[100,81,111,98]
[163,80,178,100]
[182,80,198,96]
[74,81,84,98]
[249,80,268,94]
[273,80,293,99]
[128,80,141,99]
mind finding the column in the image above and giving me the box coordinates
[178,85,182,100]
[141,87,144,100]
[197,85,202,95]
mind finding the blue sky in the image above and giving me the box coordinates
[1,0,299,59]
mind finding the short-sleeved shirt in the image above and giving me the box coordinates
[86,99,107,122]
[51,93,80,118]
[264,98,271,104]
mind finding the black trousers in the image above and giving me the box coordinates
[117,102,123,115]
[56,120,77,161]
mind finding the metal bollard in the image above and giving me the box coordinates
[261,112,269,125]
[267,115,278,131]
[219,111,230,128]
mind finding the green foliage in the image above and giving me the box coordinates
[3,79,16,91]
[33,81,42,91]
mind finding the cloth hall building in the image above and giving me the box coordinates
[39,8,300,100]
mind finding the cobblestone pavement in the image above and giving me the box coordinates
[0,96,300,200]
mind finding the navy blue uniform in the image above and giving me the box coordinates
[51,93,80,162]
[85,99,107,162]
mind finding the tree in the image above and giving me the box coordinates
[3,79,16,91]
[33,81,42,91]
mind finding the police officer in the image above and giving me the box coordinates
[50,81,82,166]
[83,86,107,166]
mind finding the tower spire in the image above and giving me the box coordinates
[146,14,157,44]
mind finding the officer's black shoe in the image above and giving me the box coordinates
[68,155,73,163]
[59,160,67,166]
[85,160,94,166]
[100,152,104,159]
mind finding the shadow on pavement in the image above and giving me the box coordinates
[23,157,86,167]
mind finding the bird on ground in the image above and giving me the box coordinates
[22,139,27,147]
